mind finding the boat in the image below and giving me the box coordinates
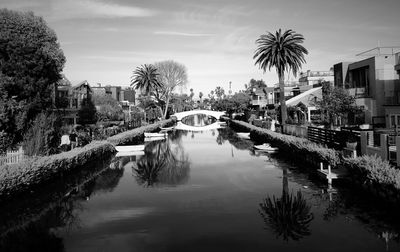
[254,144,278,152]
[160,126,175,131]
[144,136,166,142]
[144,132,168,138]
[115,145,144,152]
[115,150,145,157]
[237,132,250,139]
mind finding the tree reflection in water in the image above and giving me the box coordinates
[0,156,124,251]
[259,190,313,241]
[134,138,190,187]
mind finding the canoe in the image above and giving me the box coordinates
[115,150,145,157]
[115,145,144,152]
[144,132,168,138]
[237,132,250,139]
[254,144,278,152]
[160,126,175,131]
[144,136,166,142]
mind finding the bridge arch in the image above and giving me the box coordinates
[171,110,226,121]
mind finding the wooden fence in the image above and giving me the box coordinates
[307,126,361,151]
[0,147,25,166]
[282,124,308,138]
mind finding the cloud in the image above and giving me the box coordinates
[154,31,214,37]
[80,0,156,18]
[51,0,156,20]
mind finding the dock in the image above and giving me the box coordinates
[317,162,348,184]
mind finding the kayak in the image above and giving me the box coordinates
[144,132,168,138]
[115,145,144,152]
[254,144,278,152]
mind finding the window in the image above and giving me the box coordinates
[389,114,400,127]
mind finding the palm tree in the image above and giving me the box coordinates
[254,29,308,124]
[130,64,162,96]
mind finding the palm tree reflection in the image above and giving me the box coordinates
[259,190,313,241]
[134,139,190,187]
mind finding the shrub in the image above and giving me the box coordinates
[0,141,116,199]
[23,112,62,156]
[344,155,400,190]
[231,120,340,166]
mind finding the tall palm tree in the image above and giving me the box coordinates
[130,64,162,96]
[254,29,308,124]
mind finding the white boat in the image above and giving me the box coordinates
[160,126,175,131]
[237,132,250,139]
[115,145,144,152]
[254,144,278,152]
[115,150,145,157]
[144,132,168,138]
[144,136,166,142]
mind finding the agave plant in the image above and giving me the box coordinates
[259,190,314,241]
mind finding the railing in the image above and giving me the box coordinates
[0,148,25,166]
[283,124,307,138]
[308,127,361,150]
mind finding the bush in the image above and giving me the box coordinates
[23,112,62,156]
[0,141,116,199]
[231,120,340,166]
[344,155,400,190]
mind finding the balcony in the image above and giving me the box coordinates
[347,88,369,98]
[251,99,275,106]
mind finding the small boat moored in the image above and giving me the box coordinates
[115,145,144,152]
[237,132,250,139]
[254,143,278,153]
[144,132,168,138]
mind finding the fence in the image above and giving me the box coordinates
[282,124,308,138]
[0,147,25,166]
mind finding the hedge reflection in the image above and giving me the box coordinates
[134,139,190,187]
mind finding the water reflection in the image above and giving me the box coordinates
[133,139,190,187]
[181,114,216,127]
[259,190,313,241]
[0,156,122,251]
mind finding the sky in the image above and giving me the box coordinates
[2,0,400,95]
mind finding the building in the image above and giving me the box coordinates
[333,47,400,127]
[56,80,93,125]
[299,70,334,86]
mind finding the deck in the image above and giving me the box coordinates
[317,162,348,184]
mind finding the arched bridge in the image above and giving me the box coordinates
[171,110,226,121]
[174,121,225,132]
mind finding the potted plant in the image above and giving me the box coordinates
[346,133,358,149]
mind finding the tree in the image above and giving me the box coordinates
[0,9,65,148]
[314,82,359,126]
[153,60,188,119]
[77,98,97,125]
[92,94,124,121]
[215,86,225,100]
[254,29,308,124]
[130,64,162,95]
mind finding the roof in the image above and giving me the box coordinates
[72,80,92,92]
[286,87,322,107]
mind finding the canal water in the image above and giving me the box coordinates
[1,117,400,251]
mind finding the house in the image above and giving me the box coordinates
[299,70,334,86]
[333,47,400,127]
[286,87,322,123]
[395,52,400,77]
[56,80,93,125]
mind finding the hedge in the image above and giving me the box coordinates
[230,120,400,201]
[107,119,174,146]
[230,120,340,166]
[0,141,116,200]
